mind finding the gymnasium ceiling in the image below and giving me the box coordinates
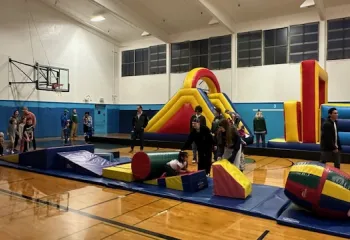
[40,0,350,45]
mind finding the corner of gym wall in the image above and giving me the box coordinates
[0,0,117,104]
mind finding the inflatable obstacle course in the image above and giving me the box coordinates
[103,163,134,182]
[131,151,179,180]
[285,162,350,219]
[212,159,252,199]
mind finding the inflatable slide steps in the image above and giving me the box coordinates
[103,163,134,182]
[212,159,252,199]
[143,170,208,192]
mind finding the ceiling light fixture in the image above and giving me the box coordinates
[300,0,315,8]
[208,17,219,25]
[141,31,150,37]
[91,15,106,22]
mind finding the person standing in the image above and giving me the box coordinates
[10,110,21,150]
[61,109,69,141]
[22,107,37,150]
[189,106,206,163]
[211,107,224,161]
[83,112,93,143]
[182,118,213,176]
[130,105,148,153]
[70,109,79,141]
[320,107,341,169]
[253,110,267,147]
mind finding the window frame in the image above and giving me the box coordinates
[263,27,288,65]
[237,30,263,68]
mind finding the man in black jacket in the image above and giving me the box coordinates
[189,105,206,163]
[130,105,149,153]
[320,107,341,169]
[182,118,213,176]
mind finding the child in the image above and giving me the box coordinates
[0,132,4,156]
[23,119,34,152]
[238,126,247,172]
[164,151,189,177]
[63,120,71,145]
[7,118,17,154]
[83,112,93,143]
[18,117,26,153]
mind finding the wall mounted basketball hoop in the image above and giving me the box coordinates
[8,58,70,92]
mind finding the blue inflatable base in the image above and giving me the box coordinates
[0,160,288,221]
[277,204,350,239]
[268,140,350,153]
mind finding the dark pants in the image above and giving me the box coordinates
[84,125,92,143]
[192,142,197,160]
[198,150,212,175]
[32,135,36,150]
[255,133,266,147]
[131,129,144,150]
[0,145,3,155]
[14,134,19,148]
[320,151,341,169]
[164,164,177,177]
[23,140,34,152]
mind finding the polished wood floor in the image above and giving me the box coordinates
[0,146,349,240]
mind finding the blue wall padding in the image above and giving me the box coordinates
[57,150,119,177]
[338,132,350,145]
[107,108,120,133]
[321,105,350,119]
[277,204,349,239]
[181,170,208,192]
[19,144,94,169]
[267,141,350,153]
[335,119,350,132]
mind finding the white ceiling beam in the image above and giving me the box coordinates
[197,0,235,33]
[38,0,120,46]
[89,0,170,43]
[314,0,326,20]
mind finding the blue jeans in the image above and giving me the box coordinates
[255,133,266,147]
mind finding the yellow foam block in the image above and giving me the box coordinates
[144,179,158,185]
[102,163,134,182]
[0,154,19,163]
[322,180,350,203]
[284,101,300,142]
[213,159,252,198]
[165,176,183,191]
[290,164,324,177]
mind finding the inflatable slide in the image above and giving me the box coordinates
[144,68,252,141]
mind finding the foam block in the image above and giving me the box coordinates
[19,144,95,169]
[103,163,134,182]
[212,159,252,199]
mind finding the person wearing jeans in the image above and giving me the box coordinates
[320,107,341,169]
[253,110,267,148]
[130,105,148,153]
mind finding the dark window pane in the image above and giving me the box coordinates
[328,50,343,60]
[144,62,148,74]
[150,60,158,68]
[158,44,166,52]
[238,33,250,42]
[191,56,200,68]
[135,62,143,76]
[159,66,166,74]
[250,40,262,49]
[211,45,221,54]
[344,39,350,48]
[238,50,249,59]
[158,60,166,67]
[250,58,261,66]
[328,39,344,50]
[158,53,166,60]
[221,52,231,61]
[290,54,303,63]
[304,42,318,52]
[345,18,350,28]
[238,41,249,50]
[328,19,344,30]
[344,49,350,59]
[122,51,129,63]
[250,31,262,40]
[290,25,303,35]
[172,58,179,65]
[290,35,303,44]
[150,46,158,54]
[128,51,134,62]
[211,53,220,61]
[172,66,179,73]
[345,29,350,38]
[264,29,275,47]
[200,55,209,68]
[250,49,261,58]
[210,61,220,70]
[290,44,304,53]
[304,33,318,42]
[221,35,231,44]
[172,44,180,51]
[181,48,189,57]
[275,46,287,64]
[150,53,158,61]
[304,23,318,33]
[172,50,180,58]
[200,40,209,54]
[328,30,343,40]
[191,40,200,55]
[135,49,143,62]
[264,48,274,65]
[180,57,189,64]
[238,59,249,67]
[220,60,231,69]
[221,44,231,53]
[180,64,189,72]
[276,28,288,45]
[150,67,158,75]
[304,52,318,60]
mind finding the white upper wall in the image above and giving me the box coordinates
[118,4,350,104]
[0,0,118,104]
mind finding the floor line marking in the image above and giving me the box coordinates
[79,192,135,211]
[0,188,179,240]
[257,230,270,240]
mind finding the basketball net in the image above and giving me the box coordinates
[52,83,63,96]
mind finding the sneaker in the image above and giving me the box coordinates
[192,159,197,163]
[206,174,210,177]
[11,151,14,154]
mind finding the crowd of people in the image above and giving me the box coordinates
[0,107,94,156]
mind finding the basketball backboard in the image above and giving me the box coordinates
[36,63,70,92]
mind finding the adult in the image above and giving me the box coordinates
[189,105,206,163]
[253,110,267,147]
[211,107,224,161]
[320,107,341,169]
[182,118,213,176]
[10,110,21,149]
[70,109,79,141]
[61,109,69,141]
[22,107,37,150]
[83,112,93,143]
[130,105,148,153]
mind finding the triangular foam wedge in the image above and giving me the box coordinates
[213,159,252,199]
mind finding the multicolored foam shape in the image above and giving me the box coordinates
[144,170,208,192]
[284,60,328,143]
[145,68,252,136]
[212,159,252,199]
[285,162,350,219]
[103,163,134,182]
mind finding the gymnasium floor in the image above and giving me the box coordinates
[0,144,349,240]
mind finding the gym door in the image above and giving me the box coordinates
[94,104,107,135]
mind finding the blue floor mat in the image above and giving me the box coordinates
[277,204,350,239]
[0,160,289,220]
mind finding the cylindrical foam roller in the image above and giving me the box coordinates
[131,152,179,180]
